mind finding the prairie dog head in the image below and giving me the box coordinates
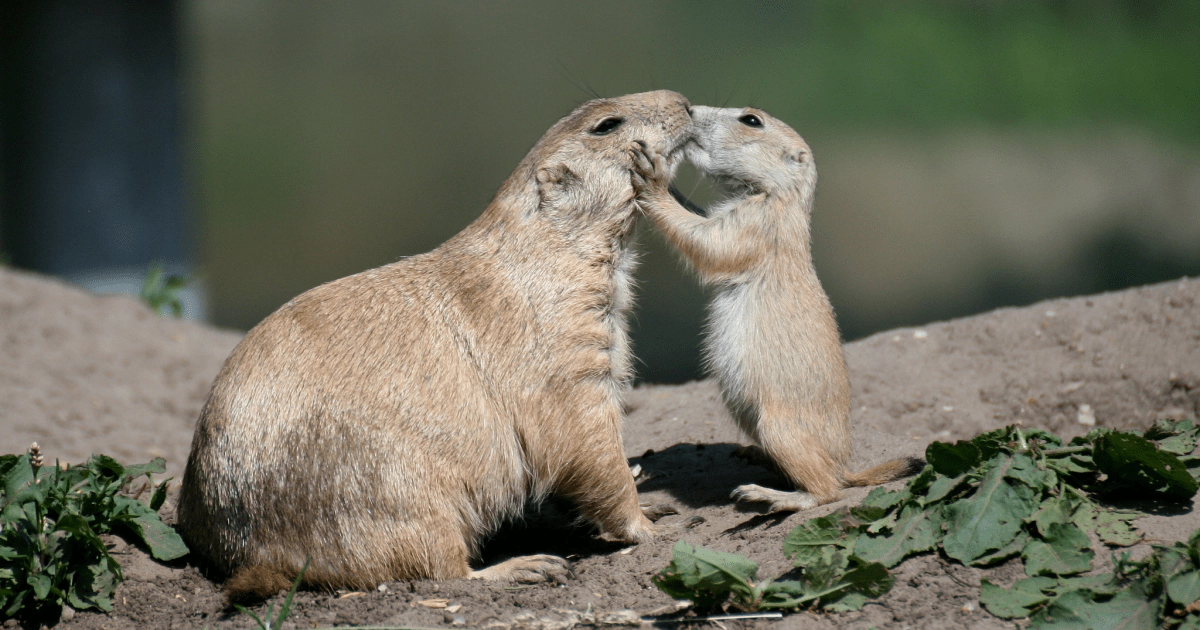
[686,106,815,203]
[530,90,692,222]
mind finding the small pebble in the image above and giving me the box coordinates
[1077,404,1096,426]
[377,583,388,592]
[912,330,928,339]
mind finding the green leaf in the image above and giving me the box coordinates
[1032,494,1077,537]
[121,458,166,481]
[1158,547,1192,579]
[1071,500,1099,532]
[0,455,19,479]
[861,486,906,512]
[1,455,42,520]
[1006,453,1055,491]
[653,541,758,610]
[1093,432,1199,501]
[149,478,171,512]
[979,578,1049,619]
[783,515,851,567]
[87,455,125,480]
[907,465,936,497]
[1053,574,1118,597]
[125,513,189,561]
[1014,576,1060,594]
[849,505,887,522]
[839,560,894,598]
[1022,523,1093,577]
[1030,584,1159,630]
[1096,519,1141,547]
[923,474,966,505]
[942,455,1038,563]
[823,591,868,612]
[28,572,52,600]
[1146,418,1197,442]
[1169,570,1200,606]
[926,441,980,478]
[970,531,1029,567]
[1160,433,1196,455]
[854,505,944,568]
[971,428,1009,461]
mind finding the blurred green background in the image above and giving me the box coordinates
[184,0,1200,383]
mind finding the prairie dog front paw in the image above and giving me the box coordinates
[628,141,672,204]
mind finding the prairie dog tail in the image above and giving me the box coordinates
[224,563,295,603]
[843,457,925,488]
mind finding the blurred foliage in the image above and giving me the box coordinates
[696,0,1199,139]
[187,0,1200,382]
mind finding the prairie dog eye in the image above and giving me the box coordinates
[590,117,624,135]
[738,114,763,128]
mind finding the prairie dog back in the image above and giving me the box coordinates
[632,106,920,511]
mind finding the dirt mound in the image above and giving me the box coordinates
[1,266,1197,629]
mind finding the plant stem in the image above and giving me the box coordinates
[1042,446,1090,456]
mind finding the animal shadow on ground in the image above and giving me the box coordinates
[477,442,784,566]
[630,442,786,509]
[477,496,625,568]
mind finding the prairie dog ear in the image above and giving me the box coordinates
[536,164,579,188]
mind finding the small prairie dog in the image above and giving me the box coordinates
[177,90,693,600]
[631,106,921,512]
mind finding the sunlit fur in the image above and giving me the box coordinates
[177,91,693,599]
[633,106,920,512]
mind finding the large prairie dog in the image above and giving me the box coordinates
[177,90,693,600]
[631,106,920,512]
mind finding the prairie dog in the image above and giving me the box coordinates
[177,91,693,600]
[631,106,920,512]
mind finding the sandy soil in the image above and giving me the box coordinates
[1,267,1198,629]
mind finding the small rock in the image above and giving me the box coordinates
[60,605,76,621]
[912,330,928,339]
[377,583,388,592]
[1077,404,1096,426]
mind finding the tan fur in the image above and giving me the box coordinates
[177,91,693,600]
[631,106,920,513]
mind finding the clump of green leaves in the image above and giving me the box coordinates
[0,445,189,622]
[654,539,892,613]
[235,556,310,630]
[140,262,192,317]
[982,526,1200,628]
[652,419,1200,620]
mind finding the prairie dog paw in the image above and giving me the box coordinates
[640,503,680,522]
[628,141,671,201]
[731,484,818,513]
[470,554,573,584]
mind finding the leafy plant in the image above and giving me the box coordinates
[235,556,310,630]
[652,419,1200,621]
[654,539,891,613]
[0,444,189,622]
[983,526,1200,628]
[140,262,192,317]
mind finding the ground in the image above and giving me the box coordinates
[1,267,1198,629]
